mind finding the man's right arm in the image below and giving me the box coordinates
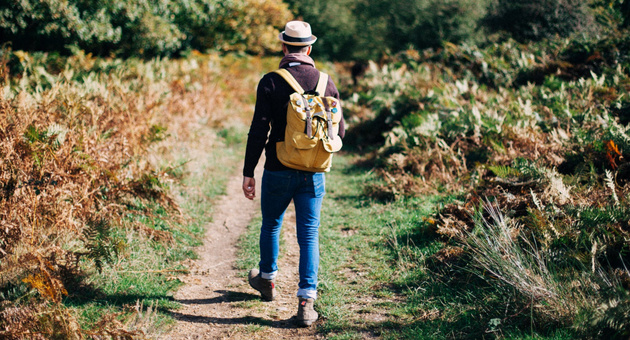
[242,176,256,200]
[243,77,272,190]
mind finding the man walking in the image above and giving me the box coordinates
[242,20,345,327]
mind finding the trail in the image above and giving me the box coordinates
[165,165,321,339]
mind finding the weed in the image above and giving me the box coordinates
[464,199,574,320]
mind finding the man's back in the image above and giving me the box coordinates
[243,54,343,177]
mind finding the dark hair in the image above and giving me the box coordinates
[284,43,310,54]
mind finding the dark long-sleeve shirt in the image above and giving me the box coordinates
[243,54,346,178]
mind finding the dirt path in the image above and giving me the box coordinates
[165,166,321,339]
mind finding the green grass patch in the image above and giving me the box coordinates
[236,152,580,339]
[236,214,262,273]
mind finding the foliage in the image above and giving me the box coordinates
[586,292,630,338]
[344,28,630,336]
[2,0,626,61]
[286,0,490,60]
[82,218,121,273]
[0,48,256,337]
[592,0,630,29]
[284,0,358,60]
[284,0,628,61]
[370,0,489,52]
[0,0,291,57]
[484,0,597,41]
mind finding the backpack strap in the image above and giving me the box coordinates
[273,69,305,94]
[274,68,314,137]
[316,72,328,96]
[274,69,329,96]
[322,98,334,140]
[316,72,334,140]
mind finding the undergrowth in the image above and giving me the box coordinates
[344,28,630,337]
[234,153,582,339]
[0,48,257,338]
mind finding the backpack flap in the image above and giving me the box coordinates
[286,92,318,150]
[273,69,343,172]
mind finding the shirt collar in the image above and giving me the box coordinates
[278,53,315,68]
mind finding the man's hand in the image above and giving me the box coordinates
[243,176,256,200]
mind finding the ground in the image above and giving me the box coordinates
[165,164,322,339]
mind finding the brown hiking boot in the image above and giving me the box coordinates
[248,269,276,301]
[296,297,318,327]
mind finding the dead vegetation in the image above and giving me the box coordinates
[0,49,256,338]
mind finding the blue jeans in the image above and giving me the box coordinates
[258,169,325,300]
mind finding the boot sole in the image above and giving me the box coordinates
[296,318,317,327]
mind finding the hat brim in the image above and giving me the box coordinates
[278,32,317,46]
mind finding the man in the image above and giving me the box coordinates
[242,20,345,327]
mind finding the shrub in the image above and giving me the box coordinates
[287,0,490,60]
[284,0,359,60]
[0,48,249,337]
[0,0,291,57]
[209,0,293,55]
[0,0,121,52]
[379,0,489,51]
[484,0,597,41]
[348,30,630,334]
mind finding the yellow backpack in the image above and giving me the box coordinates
[274,69,343,172]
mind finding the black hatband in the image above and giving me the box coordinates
[282,33,313,43]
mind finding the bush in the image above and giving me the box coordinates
[286,0,489,61]
[0,47,261,337]
[210,0,293,55]
[377,0,489,52]
[0,0,121,52]
[348,30,630,335]
[484,0,597,41]
[284,0,359,60]
[0,0,291,57]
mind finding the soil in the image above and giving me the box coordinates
[165,165,322,339]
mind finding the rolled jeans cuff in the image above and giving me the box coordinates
[297,289,317,300]
[261,270,277,280]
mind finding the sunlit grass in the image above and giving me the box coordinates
[234,152,584,338]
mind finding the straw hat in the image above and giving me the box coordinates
[278,21,317,46]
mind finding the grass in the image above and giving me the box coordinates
[236,215,263,273]
[235,151,584,339]
[316,154,449,339]
[63,125,246,336]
